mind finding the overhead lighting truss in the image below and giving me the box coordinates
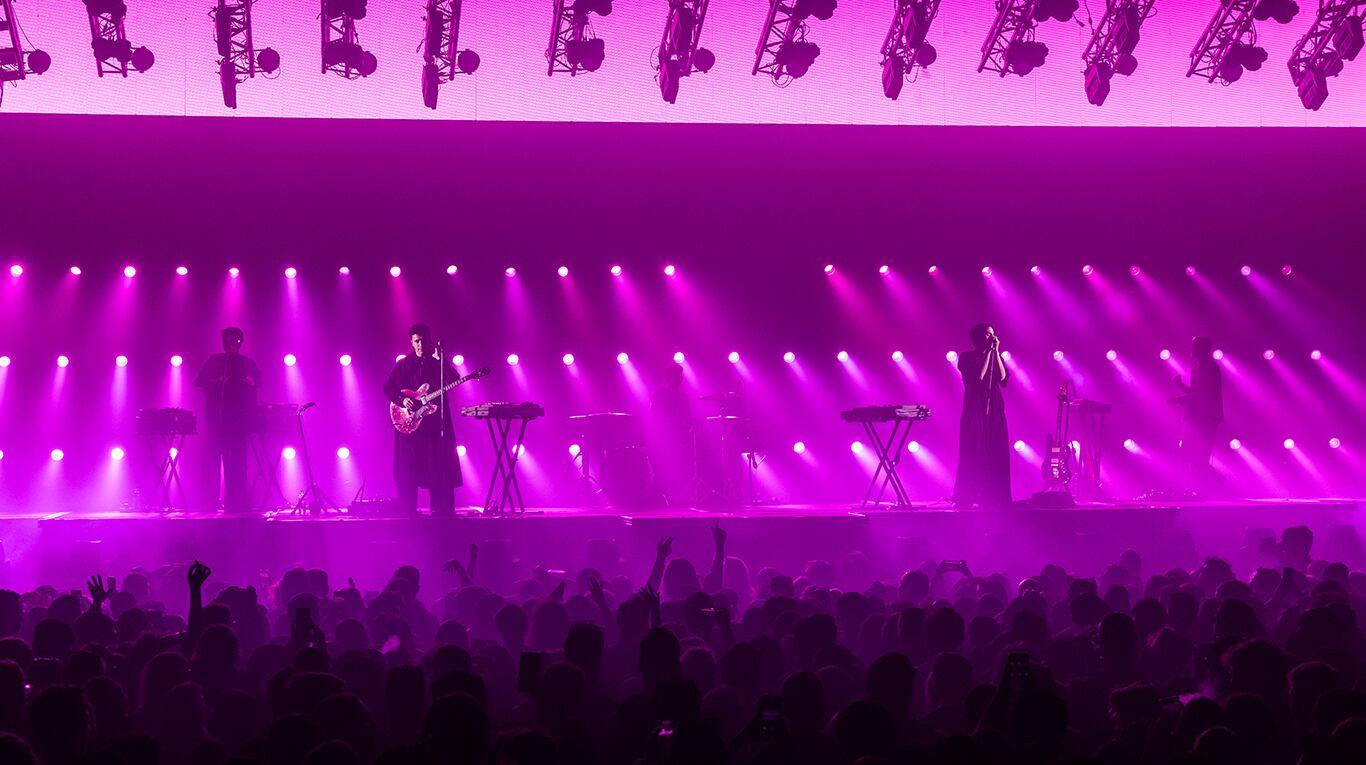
[753,0,837,84]
[1287,0,1364,109]
[658,0,715,103]
[0,0,50,106]
[1188,0,1300,84]
[1081,0,1156,106]
[81,0,155,78]
[979,0,1077,77]
[321,0,377,79]
[880,0,941,100]
[212,0,280,109]
[422,0,480,108]
[547,0,612,76]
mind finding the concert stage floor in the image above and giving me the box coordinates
[0,499,1358,592]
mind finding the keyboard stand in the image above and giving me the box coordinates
[856,419,915,508]
[482,415,533,515]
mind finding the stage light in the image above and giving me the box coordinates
[283,354,297,367]
[823,264,835,275]
[50,448,64,462]
[1052,350,1065,361]
[284,267,297,279]
[881,0,941,99]
[549,0,610,75]
[337,446,351,459]
[0,450,5,460]
[1106,350,1118,361]
[505,267,517,277]
[1213,349,1225,361]
[558,266,570,277]
[1185,266,1196,276]
[1282,265,1293,275]
[1123,438,1138,452]
[70,266,82,276]
[339,266,350,275]
[1229,438,1242,450]
[339,354,352,367]
[175,266,189,276]
[659,0,715,102]
[213,0,280,107]
[451,354,465,366]
[907,441,921,453]
[456,444,468,458]
[728,351,740,364]
[1000,350,1012,362]
[793,441,807,454]
[568,443,581,458]
[1160,349,1172,361]
[0,0,50,96]
[784,351,796,364]
[110,447,125,461]
[610,265,623,276]
[1329,437,1341,449]
[1191,3,1285,86]
[7,265,21,277]
[170,355,183,368]
[562,353,575,366]
[1030,265,1041,275]
[389,266,402,277]
[891,350,905,363]
[928,265,939,274]
[1311,350,1323,361]
[1083,264,1095,276]
[673,351,686,363]
[946,350,958,363]
[617,352,630,365]
[56,355,70,368]
[879,265,890,275]
[446,265,458,275]
[1069,440,1081,453]
[123,266,137,278]
[507,354,520,366]
[229,267,240,278]
[754,0,835,81]
[837,351,850,363]
[0,356,9,367]
[1013,440,1026,453]
[1283,438,1296,450]
[83,0,155,76]
[115,355,128,367]
[1263,349,1276,360]
[1081,0,1153,105]
[1290,8,1362,109]
[421,0,479,108]
[1129,265,1142,276]
[981,266,993,276]
[282,446,297,460]
[1240,265,1252,276]
[322,0,378,78]
[664,264,677,276]
[851,441,864,454]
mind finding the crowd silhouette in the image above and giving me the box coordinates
[0,523,1364,764]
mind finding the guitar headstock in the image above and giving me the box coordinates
[467,366,492,380]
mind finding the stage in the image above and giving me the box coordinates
[0,499,1357,593]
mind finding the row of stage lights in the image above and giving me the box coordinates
[0,347,1333,370]
[6,263,1297,280]
[1,433,1346,468]
[1,1,1360,111]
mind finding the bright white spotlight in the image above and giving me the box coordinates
[1229,438,1242,451]
[507,354,520,366]
[610,265,623,276]
[557,266,570,277]
[1106,350,1118,362]
[282,447,297,460]
[110,447,125,461]
[8,264,22,277]
[1240,265,1252,276]
[1185,265,1197,276]
[878,265,890,275]
[339,354,352,367]
[783,352,796,364]
[1052,350,1065,361]
[981,266,993,276]
[616,352,630,365]
[663,264,676,277]
[1160,349,1172,361]
[1129,265,1141,277]
[1310,350,1323,361]
[1282,265,1293,276]
[456,444,468,458]
[1283,438,1295,450]
[389,266,402,277]
[170,355,183,368]
[823,264,835,275]
[56,355,70,368]
[339,266,350,275]
[946,350,958,363]
[337,446,351,459]
[837,351,850,363]
[176,266,189,276]
[673,351,686,364]
[1082,264,1095,276]
[1123,439,1138,452]
[229,267,241,278]
[562,353,575,366]
[451,354,465,367]
[568,443,581,458]
[927,265,939,275]
[1263,350,1275,360]
[70,266,82,276]
[850,441,863,454]
[50,448,64,462]
[907,441,921,453]
[446,265,458,275]
[284,267,297,279]
[1329,437,1341,449]
[1000,350,1012,362]
[505,267,517,277]
[0,449,5,460]
[728,351,740,364]
[0,356,10,367]
[123,266,137,278]
[793,441,807,454]
[1213,350,1225,361]
[891,350,904,363]
[115,355,128,368]
[1012,440,1026,452]
[283,354,297,367]
[1030,265,1041,275]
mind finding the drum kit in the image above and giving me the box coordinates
[570,390,766,507]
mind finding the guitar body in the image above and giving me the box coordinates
[390,384,439,435]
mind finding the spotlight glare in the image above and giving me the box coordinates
[1185,266,1197,276]
[663,264,677,277]
[389,266,402,277]
[282,447,297,460]
[1213,349,1225,361]
[616,352,630,365]
[123,266,137,278]
[928,265,939,275]
[837,351,850,363]
[337,446,351,459]
[110,447,125,461]
[1012,440,1026,452]
[7,264,21,277]
[1030,265,1041,275]
[169,447,179,459]
[1240,265,1252,276]
[50,448,64,462]
[456,444,468,458]
[610,265,623,276]
[1263,349,1275,361]
[891,350,904,363]
[229,267,241,278]
[728,351,740,364]
[339,266,350,275]
[1160,349,1172,361]
[56,355,70,368]
[339,354,352,367]
[1283,438,1296,450]
[1123,439,1138,452]
[793,441,806,454]
[1129,265,1141,277]
[284,267,297,279]
[823,264,835,275]
[568,443,581,458]
[673,351,686,364]
[0,356,10,367]
[1229,438,1242,450]
[1310,350,1322,361]
[283,354,297,367]
[1083,264,1095,276]
[557,266,570,277]
[446,265,458,275]
[1329,437,1341,449]
[1000,350,1012,362]
[878,265,890,275]
[907,440,921,453]
[1281,265,1293,276]
[70,266,82,276]
[451,354,465,367]
[505,267,517,277]
[783,351,796,364]
[115,355,129,368]
[507,354,520,366]
[850,441,864,454]
[1106,350,1118,361]
[562,353,575,366]
[170,355,183,368]
[1052,350,1065,361]
[946,350,958,363]
[176,266,189,276]
[981,266,992,276]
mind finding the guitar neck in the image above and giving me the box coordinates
[421,374,474,404]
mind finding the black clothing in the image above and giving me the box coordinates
[194,352,260,514]
[1181,359,1224,492]
[383,354,463,514]
[953,349,1011,506]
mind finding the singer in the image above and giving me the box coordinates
[194,327,260,514]
[383,323,463,516]
[953,322,1012,508]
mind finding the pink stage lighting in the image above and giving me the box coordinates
[8,264,22,277]
[337,447,351,459]
[50,449,64,462]
[981,266,993,276]
[1229,438,1242,451]
[1329,437,1341,449]
[878,265,890,275]
[70,266,82,276]
[557,266,569,277]
[1052,350,1065,361]
[123,266,137,278]
[339,266,350,275]
[1106,350,1118,361]
[616,352,630,365]
[507,354,520,366]
[176,266,189,276]
[1083,264,1095,276]
[568,444,581,458]
[456,444,468,458]
[1160,349,1172,361]
[0,450,5,460]
[1213,349,1225,360]
[946,351,958,363]
[663,264,677,277]
[1013,440,1026,453]
[110,447,125,461]
[56,355,70,368]
[928,265,939,275]
[229,267,241,278]
[446,265,458,275]
[115,355,129,368]
[170,355,183,368]
[389,266,402,277]
[792,441,807,454]
[451,354,465,367]
[610,265,623,276]
[1263,349,1276,360]
[823,264,835,275]
[850,441,864,454]
[891,350,904,362]
[1000,350,1012,362]
[837,351,850,362]
[1240,265,1252,276]
[562,353,575,366]
[1185,266,1197,276]
[1311,350,1323,361]
[283,354,297,367]
[728,352,740,364]
[1129,265,1142,276]
[783,352,796,364]
[1123,439,1138,452]
[505,267,517,277]
[0,356,10,368]
[284,267,298,279]
[282,447,297,460]
[673,351,686,363]
[1283,438,1296,449]
[1282,265,1293,276]
[339,354,352,367]
[907,441,921,453]
[1030,265,1041,275]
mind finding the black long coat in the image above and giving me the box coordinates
[383,354,463,489]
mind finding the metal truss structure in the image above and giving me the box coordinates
[212,0,279,109]
[1081,0,1156,105]
[0,0,50,106]
[880,0,941,100]
[658,0,713,103]
[321,0,375,79]
[547,0,608,77]
[753,0,834,84]
[979,0,1042,76]
[1287,0,1365,109]
[1187,0,1258,82]
[422,0,478,108]
[83,0,153,78]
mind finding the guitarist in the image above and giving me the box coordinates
[383,324,463,516]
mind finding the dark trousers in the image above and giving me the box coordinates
[1184,422,1218,493]
[398,480,456,517]
[210,429,251,513]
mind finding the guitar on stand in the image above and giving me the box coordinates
[389,367,491,434]
[1033,381,1077,508]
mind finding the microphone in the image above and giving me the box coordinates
[299,402,317,414]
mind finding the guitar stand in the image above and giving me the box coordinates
[481,415,535,515]
[291,406,336,516]
[143,432,191,512]
[856,419,915,509]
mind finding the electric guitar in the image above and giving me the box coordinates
[389,366,491,435]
